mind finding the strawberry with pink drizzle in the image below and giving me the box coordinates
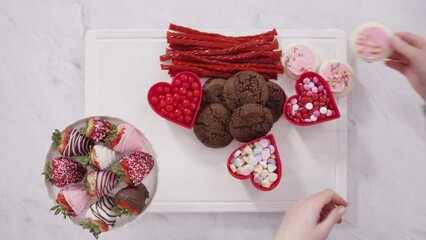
[84,170,119,198]
[80,117,113,143]
[50,183,90,218]
[52,128,94,157]
[108,123,144,153]
[112,151,154,186]
[43,157,87,188]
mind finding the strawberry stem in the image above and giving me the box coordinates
[42,162,53,183]
[79,155,92,167]
[81,221,102,239]
[51,129,62,148]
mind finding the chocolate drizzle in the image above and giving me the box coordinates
[95,171,119,198]
[90,195,117,226]
[64,129,94,157]
[114,184,149,214]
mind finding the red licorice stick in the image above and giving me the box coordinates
[167,32,274,44]
[169,23,277,41]
[172,54,283,70]
[167,38,237,48]
[223,58,278,64]
[162,65,234,78]
[164,39,271,56]
[171,60,284,74]
[206,50,282,61]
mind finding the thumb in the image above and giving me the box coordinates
[318,206,346,233]
[391,35,418,59]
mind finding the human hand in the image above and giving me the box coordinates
[385,32,426,101]
[275,189,347,240]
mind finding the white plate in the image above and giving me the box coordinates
[84,29,347,212]
[44,116,158,229]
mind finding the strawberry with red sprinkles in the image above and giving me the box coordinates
[43,157,87,188]
[112,151,154,186]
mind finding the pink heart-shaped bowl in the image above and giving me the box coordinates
[227,134,282,191]
[147,72,202,129]
[283,71,340,126]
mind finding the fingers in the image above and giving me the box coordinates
[318,206,346,233]
[387,51,409,64]
[395,32,426,49]
[385,60,407,75]
[318,202,337,223]
[313,189,348,209]
[391,34,418,59]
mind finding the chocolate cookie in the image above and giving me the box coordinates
[223,71,269,111]
[229,103,274,142]
[265,81,287,122]
[202,78,227,106]
[193,103,233,148]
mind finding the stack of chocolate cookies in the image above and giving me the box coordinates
[193,71,286,148]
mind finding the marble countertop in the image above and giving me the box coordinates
[0,0,425,239]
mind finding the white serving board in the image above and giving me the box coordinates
[85,29,347,212]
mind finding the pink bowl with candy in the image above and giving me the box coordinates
[147,71,202,129]
[283,71,340,126]
[227,134,282,191]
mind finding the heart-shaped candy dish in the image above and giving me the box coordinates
[147,71,202,129]
[227,134,282,191]
[283,71,340,126]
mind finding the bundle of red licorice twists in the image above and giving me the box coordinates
[160,24,284,80]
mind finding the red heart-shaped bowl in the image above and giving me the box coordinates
[147,72,202,129]
[227,134,282,191]
[283,71,340,126]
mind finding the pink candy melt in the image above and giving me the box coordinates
[355,27,390,60]
[62,184,90,216]
[114,124,144,153]
[284,45,316,76]
[320,62,353,93]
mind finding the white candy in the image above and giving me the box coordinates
[254,164,263,173]
[310,115,318,121]
[241,145,253,156]
[326,110,332,117]
[233,158,244,167]
[253,147,262,155]
[261,179,271,188]
[308,82,315,88]
[320,107,327,114]
[305,102,313,110]
[311,86,318,93]
[229,164,237,173]
[292,104,299,111]
[268,173,278,182]
[233,150,241,158]
[260,169,269,178]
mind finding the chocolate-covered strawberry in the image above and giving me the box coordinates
[112,184,150,216]
[112,151,154,186]
[50,184,90,218]
[84,170,119,198]
[43,157,87,187]
[81,196,117,239]
[79,145,121,170]
[80,117,113,143]
[108,123,144,153]
[52,128,94,157]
